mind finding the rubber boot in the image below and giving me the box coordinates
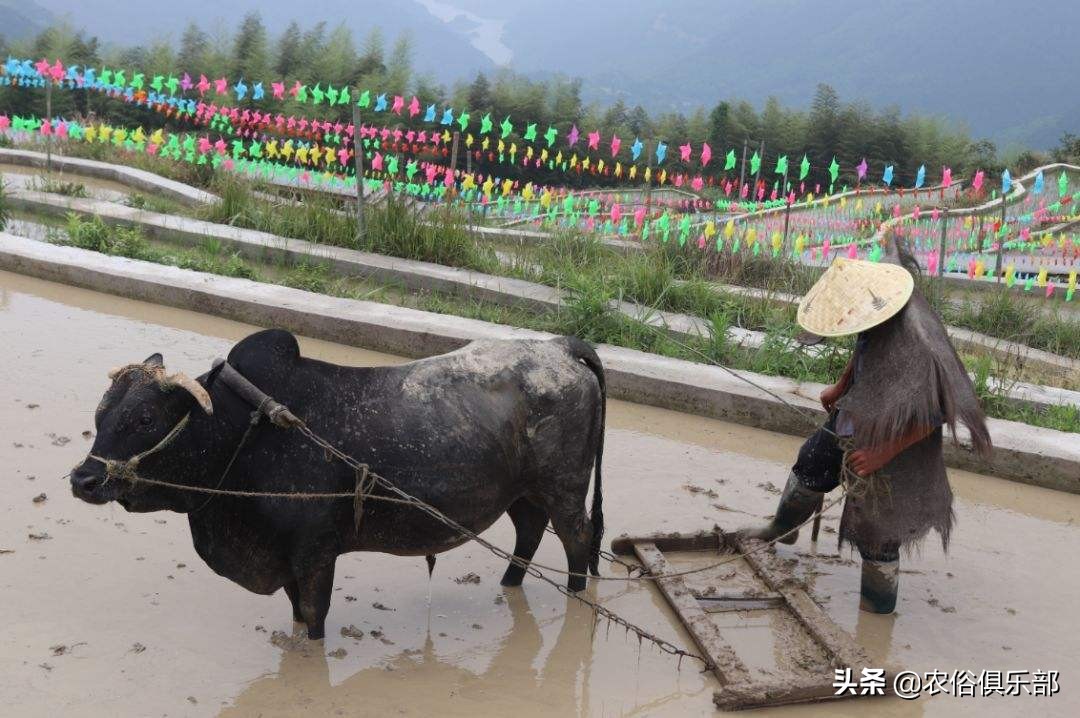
[859,557,899,614]
[739,472,824,545]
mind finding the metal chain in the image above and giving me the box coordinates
[290,423,709,667]
[293,420,847,583]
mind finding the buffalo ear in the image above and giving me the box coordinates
[143,353,164,368]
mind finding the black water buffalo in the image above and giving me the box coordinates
[70,329,606,639]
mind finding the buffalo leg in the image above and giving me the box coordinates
[283,580,303,623]
[548,509,592,593]
[501,498,549,587]
[296,562,336,640]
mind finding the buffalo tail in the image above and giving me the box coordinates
[560,336,606,576]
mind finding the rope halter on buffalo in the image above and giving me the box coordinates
[81,357,883,703]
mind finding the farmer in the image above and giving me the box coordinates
[740,255,990,614]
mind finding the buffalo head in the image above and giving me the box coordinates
[70,353,214,512]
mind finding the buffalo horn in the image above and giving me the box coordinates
[167,372,214,414]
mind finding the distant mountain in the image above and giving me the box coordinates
[22,0,1080,149]
[437,0,1080,149]
[0,0,54,41]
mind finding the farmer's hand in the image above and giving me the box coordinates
[848,447,894,477]
[820,383,844,412]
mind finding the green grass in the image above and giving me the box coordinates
[524,235,801,341]
[51,210,1077,432]
[62,214,257,279]
[199,174,499,273]
[32,177,88,198]
[0,176,9,232]
[279,262,331,293]
[361,201,499,272]
[969,355,1080,432]
[123,192,182,215]
[56,144,1074,362]
[24,145,1078,413]
[942,288,1080,359]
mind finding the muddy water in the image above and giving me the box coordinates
[2,269,1078,717]
[0,165,135,204]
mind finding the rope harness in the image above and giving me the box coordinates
[83,356,869,671]
[89,412,191,484]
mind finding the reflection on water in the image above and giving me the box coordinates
[220,590,597,717]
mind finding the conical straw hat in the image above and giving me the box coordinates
[797,258,914,337]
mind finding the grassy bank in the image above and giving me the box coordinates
[199,173,500,273]
[40,144,1080,358]
[939,288,1080,360]
[48,212,1079,433]
[0,174,9,232]
[196,175,1080,360]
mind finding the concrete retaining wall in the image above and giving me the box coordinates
[0,147,217,207]
[11,188,1075,403]
[2,233,1077,494]
[6,190,778,351]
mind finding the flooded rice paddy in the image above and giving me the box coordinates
[1,270,1078,717]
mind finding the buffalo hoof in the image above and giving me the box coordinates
[307,625,325,641]
[567,575,587,593]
